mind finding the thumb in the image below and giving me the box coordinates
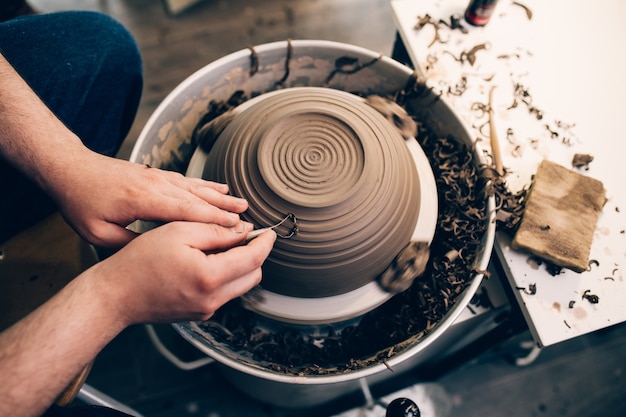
[87,222,139,249]
[173,221,254,251]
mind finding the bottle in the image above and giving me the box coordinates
[464,0,499,26]
[386,398,420,417]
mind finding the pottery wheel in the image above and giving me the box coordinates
[187,87,438,324]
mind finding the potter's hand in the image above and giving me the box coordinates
[52,150,249,248]
[0,222,275,417]
[92,221,276,324]
[0,54,247,249]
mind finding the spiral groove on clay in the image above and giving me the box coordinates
[259,112,363,207]
[202,87,421,298]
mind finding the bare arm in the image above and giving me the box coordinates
[0,53,247,248]
[0,52,279,416]
[0,223,276,417]
[0,54,81,186]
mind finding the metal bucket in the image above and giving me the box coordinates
[131,40,495,408]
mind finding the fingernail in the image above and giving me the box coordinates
[231,221,253,234]
[230,222,247,234]
[227,212,241,223]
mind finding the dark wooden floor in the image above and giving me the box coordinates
[20,0,626,416]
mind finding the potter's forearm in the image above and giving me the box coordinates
[0,53,88,195]
[0,267,126,417]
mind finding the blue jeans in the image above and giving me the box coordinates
[0,11,143,243]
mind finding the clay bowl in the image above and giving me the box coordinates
[193,86,422,299]
[184,85,439,324]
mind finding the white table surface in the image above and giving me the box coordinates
[391,0,626,347]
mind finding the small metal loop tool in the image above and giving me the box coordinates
[245,213,298,241]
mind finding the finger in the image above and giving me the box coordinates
[203,229,276,283]
[138,169,248,224]
[184,178,230,194]
[164,221,254,252]
[183,182,248,213]
[138,194,244,227]
[85,221,139,249]
[153,167,226,192]
[202,268,263,316]
[158,171,247,213]
[143,176,248,222]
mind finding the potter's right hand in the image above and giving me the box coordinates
[90,221,276,325]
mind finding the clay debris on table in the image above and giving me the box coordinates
[512,160,607,272]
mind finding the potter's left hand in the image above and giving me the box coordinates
[52,150,248,248]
